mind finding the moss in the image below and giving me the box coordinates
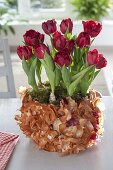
[28,82,51,104]
[53,85,68,105]
[72,93,85,103]
[28,82,85,106]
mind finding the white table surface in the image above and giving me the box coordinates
[0,97,113,170]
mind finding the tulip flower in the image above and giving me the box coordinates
[65,40,75,53]
[82,20,102,38]
[52,32,75,53]
[87,49,99,66]
[17,45,32,60]
[53,31,66,51]
[54,50,72,67]
[76,32,90,48]
[60,18,73,34]
[42,19,57,35]
[96,54,107,69]
[34,44,50,59]
[23,29,44,46]
[87,49,107,69]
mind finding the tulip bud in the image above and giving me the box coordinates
[42,19,57,35]
[60,18,73,34]
[87,49,99,66]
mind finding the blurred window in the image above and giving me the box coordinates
[0,0,18,11]
[0,0,66,19]
[38,0,65,9]
[31,0,41,10]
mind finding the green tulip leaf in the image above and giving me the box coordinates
[47,69,55,93]
[68,66,93,96]
[68,75,83,96]
[36,59,42,83]
[55,67,61,86]
[28,58,38,92]
[80,67,95,96]
[22,57,30,76]
[51,48,57,58]
[66,32,73,40]
[44,53,55,71]
[72,35,77,40]
[94,70,100,79]
[41,60,55,93]
[61,66,71,89]
[28,57,34,66]
[71,66,92,81]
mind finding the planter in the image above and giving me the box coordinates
[15,87,104,155]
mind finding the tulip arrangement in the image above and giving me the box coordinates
[17,19,107,103]
[16,19,106,155]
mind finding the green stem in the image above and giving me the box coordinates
[32,84,38,92]
[91,38,95,45]
[50,35,54,49]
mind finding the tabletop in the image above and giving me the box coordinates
[0,97,113,170]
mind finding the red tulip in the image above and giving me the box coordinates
[65,40,75,53]
[60,18,73,34]
[23,29,44,46]
[87,49,107,69]
[42,19,57,35]
[87,49,99,66]
[34,44,50,59]
[76,32,90,48]
[53,31,66,51]
[96,54,107,69]
[54,51,72,67]
[82,20,102,37]
[17,46,32,60]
